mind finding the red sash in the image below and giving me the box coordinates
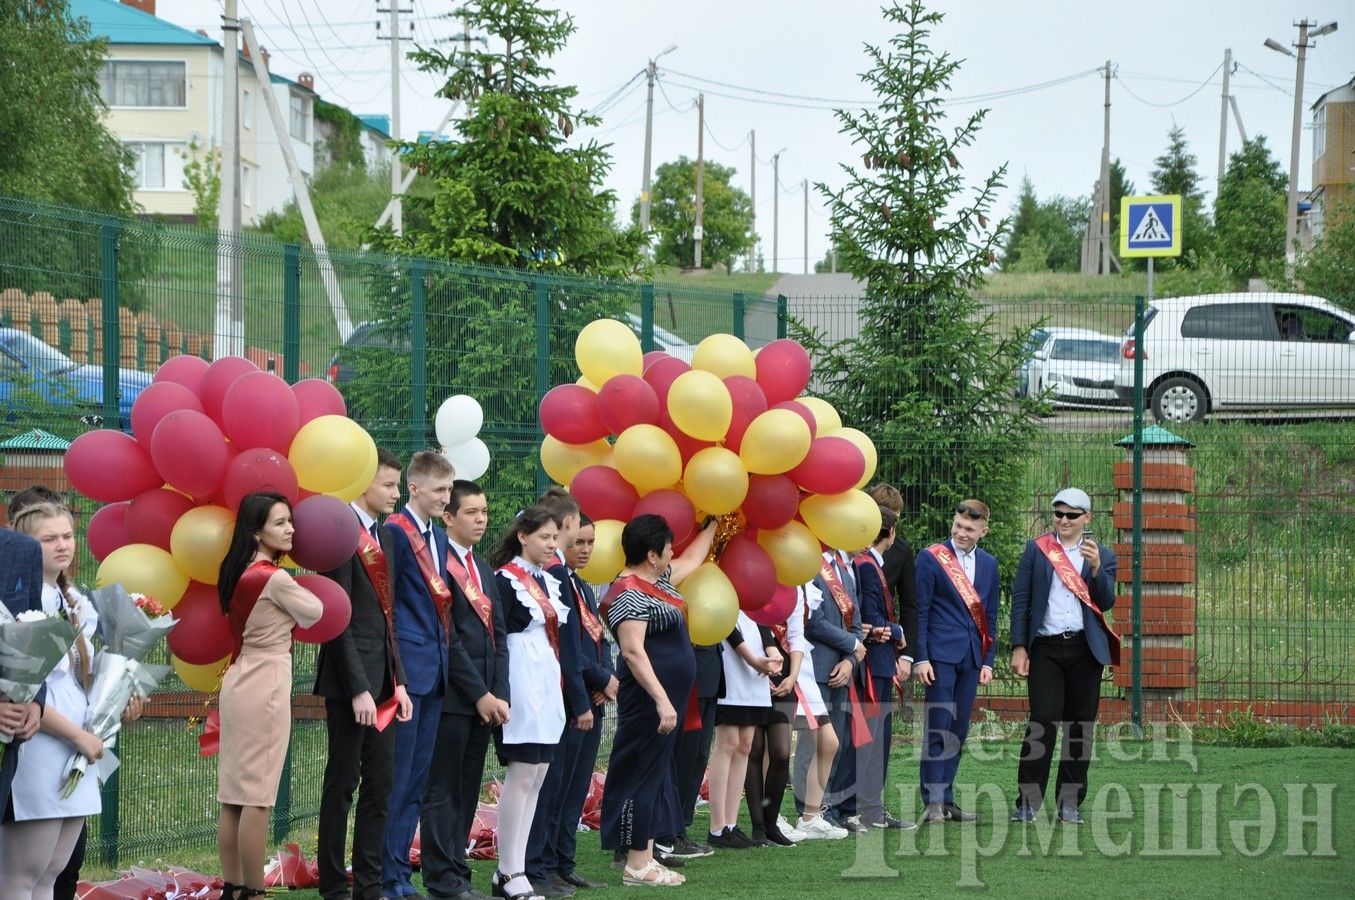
[572,575,605,647]
[355,529,400,674]
[228,559,280,662]
[500,563,562,662]
[1035,533,1122,666]
[925,543,993,659]
[855,552,905,652]
[818,558,856,630]
[387,513,454,638]
[446,549,495,645]
[602,574,702,732]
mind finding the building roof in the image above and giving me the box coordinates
[69,0,217,47]
[359,114,391,137]
[1310,75,1355,111]
[0,429,72,451]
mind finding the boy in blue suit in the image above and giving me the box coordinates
[913,499,1000,824]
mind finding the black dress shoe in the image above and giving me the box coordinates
[556,871,607,890]
[922,803,946,825]
[867,813,917,830]
[1011,805,1037,824]
[528,875,572,898]
[446,890,492,900]
[943,803,978,822]
[1059,806,1084,825]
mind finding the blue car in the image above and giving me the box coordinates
[0,327,152,430]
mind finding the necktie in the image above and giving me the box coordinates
[464,549,482,593]
[426,527,439,575]
[369,522,379,541]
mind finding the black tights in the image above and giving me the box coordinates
[744,721,791,830]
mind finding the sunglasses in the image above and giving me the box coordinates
[955,505,987,520]
[1052,509,1086,520]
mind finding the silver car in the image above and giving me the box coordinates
[1027,328,1125,409]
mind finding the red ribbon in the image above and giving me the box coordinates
[1034,533,1122,665]
[925,544,994,659]
[845,678,873,746]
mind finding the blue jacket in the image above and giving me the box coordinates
[564,572,615,705]
[1,530,45,811]
[548,561,595,719]
[915,539,1000,670]
[855,551,903,679]
[385,507,453,696]
[807,556,863,684]
[1010,537,1118,666]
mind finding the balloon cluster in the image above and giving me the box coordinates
[65,356,374,692]
[539,320,881,645]
[435,394,490,480]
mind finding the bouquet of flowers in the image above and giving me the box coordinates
[0,607,79,754]
[59,584,175,798]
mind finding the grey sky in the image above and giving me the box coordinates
[163,1,1353,270]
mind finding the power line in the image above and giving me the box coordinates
[584,70,646,117]
[1235,62,1292,96]
[654,75,696,114]
[703,120,748,153]
[1113,62,1223,108]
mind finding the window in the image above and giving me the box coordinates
[1273,305,1354,343]
[100,60,187,107]
[127,142,186,190]
[289,93,308,142]
[1180,304,1274,341]
[1050,339,1121,365]
[241,165,254,207]
[242,88,253,130]
[1313,104,1326,163]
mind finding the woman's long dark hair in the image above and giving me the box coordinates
[218,492,290,614]
[488,504,559,569]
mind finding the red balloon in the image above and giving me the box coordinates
[642,351,671,370]
[596,375,660,436]
[539,384,608,444]
[153,354,210,397]
[293,378,347,424]
[86,501,132,561]
[200,355,260,424]
[642,356,691,405]
[151,409,229,500]
[789,436,867,495]
[126,488,195,551]
[168,581,235,664]
[131,382,204,451]
[755,339,812,406]
[293,573,353,644]
[747,582,798,626]
[633,489,696,548]
[723,375,768,450]
[772,401,818,439]
[719,532,776,611]
[289,494,361,573]
[741,474,801,530]
[222,372,301,452]
[657,408,712,464]
[570,466,639,522]
[65,430,163,503]
[222,448,300,511]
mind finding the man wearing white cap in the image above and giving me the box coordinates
[1009,488,1119,825]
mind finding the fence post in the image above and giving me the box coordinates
[272,742,294,844]
[640,284,655,352]
[410,259,428,454]
[283,244,301,384]
[776,294,788,340]
[534,275,550,494]
[98,767,120,866]
[100,219,120,428]
[732,292,745,340]
[1131,292,1145,733]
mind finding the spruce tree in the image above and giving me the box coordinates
[1214,136,1286,280]
[1149,125,1213,266]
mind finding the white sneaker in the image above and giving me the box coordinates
[796,814,849,840]
[776,815,808,843]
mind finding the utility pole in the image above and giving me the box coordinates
[748,130,755,272]
[772,151,781,273]
[214,0,242,358]
[1217,48,1232,192]
[1099,59,1111,276]
[639,45,676,237]
[378,0,408,234]
[694,93,704,269]
[802,179,808,274]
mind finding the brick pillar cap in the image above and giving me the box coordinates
[1114,425,1194,449]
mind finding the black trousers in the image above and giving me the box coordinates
[1017,633,1103,811]
[421,712,492,898]
[318,697,397,900]
[669,696,717,838]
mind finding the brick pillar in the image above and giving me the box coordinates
[1111,427,1197,700]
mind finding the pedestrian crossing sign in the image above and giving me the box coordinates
[1120,194,1181,258]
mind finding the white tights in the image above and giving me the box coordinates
[0,816,84,900]
[497,760,550,896]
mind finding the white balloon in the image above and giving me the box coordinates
[435,394,484,448]
[442,437,490,481]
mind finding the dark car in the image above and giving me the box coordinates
[0,327,151,430]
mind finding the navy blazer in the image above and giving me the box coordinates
[443,546,511,714]
[914,539,1000,670]
[315,522,407,702]
[807,558,864,684]
[547,561,594,719]
[1010,537,1118,666]
[567,572,615,699]
[1,529,45,812]
[385,507,453,696]
[855,553,903,679]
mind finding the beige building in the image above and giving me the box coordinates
[1308,75,1355,242]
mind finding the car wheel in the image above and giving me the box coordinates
[1150,376,1207,424]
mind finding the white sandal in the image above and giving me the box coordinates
[623,859,684,887]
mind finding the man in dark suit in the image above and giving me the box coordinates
[314,449,413,900]
[867,484,919,674]
[914,499,1000,824]
[1010,487,1118,826]
[421,480,510,900]
[0,526,45,815]
[381,451,458,900]
[819,547,869,832]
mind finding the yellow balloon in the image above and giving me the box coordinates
[97,543,190,608]
[683,447,748,516]
[173,654,230,692]
[613,424,682,494]
[667,370,732,442]
[170,505,235,585]
[692,333,756,379]
[826,427,878,489]
[800,490,883,552]
[289,415,378,494]
[576,319,642,386]
[577,518,625,583]
[678,563,740,646]
[757,521,823,586]
[798,397,843,433]
[331,440,379,503]
[739,409,812,475]
[540,435,612,485]
[576,375,600,392]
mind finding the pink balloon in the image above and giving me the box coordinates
[657,408,712,464]
[747,582,798,626]
[293,378,347,424]
[292,574,353,644]
[633,489,696,547]
[126,488,195,551]
[221,449,300,511]
[642,356,691,405]
[153,354,210,397]
[772,401,818,439]
[719,532,776,611]
[131,382,204,451]
[596,375,660,436]
[289,494,361,573]
[151,409,229,500]
[642,351,671,370]
[723,375,768,450]
[222,372,301,452]
[755,339,812,406]
[539,384,608,444]
[65,430,163,503]
[86,501,132,562]
[168,581,235,664]
[789,437,867,495]
[200,356,260,424]
[741,474,801,530]
[570,466,639,522]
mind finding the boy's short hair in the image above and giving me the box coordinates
[537,485,580,524]
[877,506,897,542]
[376,447,403,473]
[867,483,904,514]
[955,498,990,521]
[408,449,455,484]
